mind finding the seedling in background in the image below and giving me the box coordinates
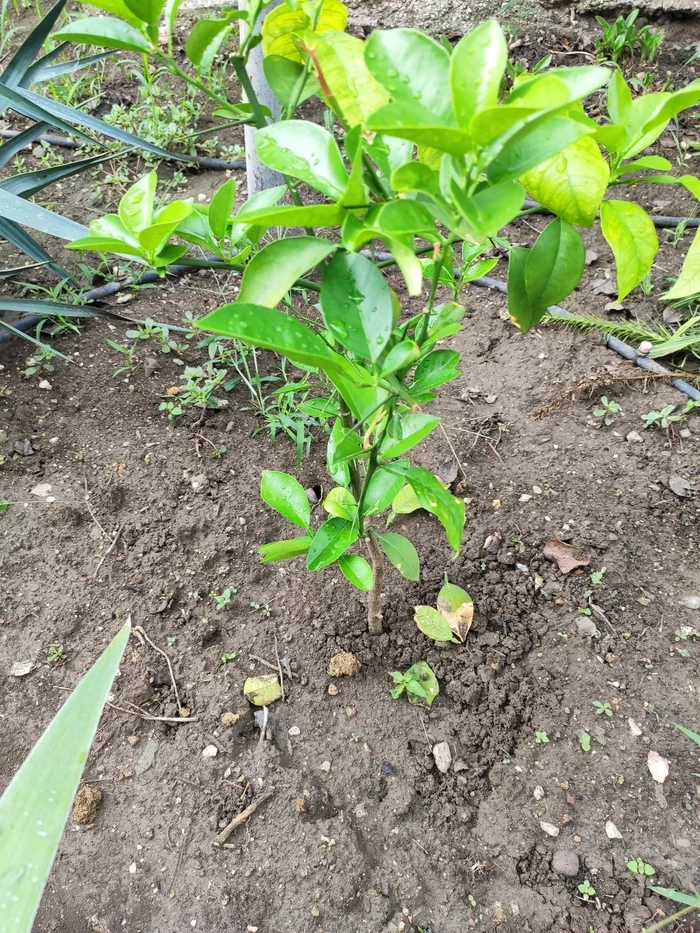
[414,577,474,643]
[579,732,592,752]
[593,701,613,717]
[578,879,596,900]
[590,568,606,586]
[46,645,67,664]
[389,662,439,707]
[594,10,663,65]
[220,652,238,665]
[627,858,656,877]
[593,396,621,426]
[166,636,177,647]
[250,601,273,618]
[535,730,550,744]
[211,587,236,610]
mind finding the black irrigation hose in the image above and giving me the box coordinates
[0,129,246,172]
[521,197,700,229]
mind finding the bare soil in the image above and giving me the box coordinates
[1,9,700,933]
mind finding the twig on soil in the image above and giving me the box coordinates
[219,796,273,845]
[174,777,213,796]
[417,710,432,747]
[214,791,274,846]
[52,686,198,722]
[438,423,468,482]
[273,631,285,701]
[249,653,299,680]
[84,477,110,540]
[531,370,670,419]
[487,441,504,465]
[93,522,125,577]
[133,624,183,713]
[256,706,269,753]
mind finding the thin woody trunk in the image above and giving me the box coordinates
[366,533,384,635]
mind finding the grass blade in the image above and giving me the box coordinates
[0,262,48,279]
[0,122,52,168]
[0,317,71,357]
[0,151,121,198]
[26,49,116,84]
[0,0,68,89]
[0,296,97,315]
[0,187,87,239]
[674,723,700,746]
[0,623,130,933]
[0,216,76,281]
[0,82,96,145]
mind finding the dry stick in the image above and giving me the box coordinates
[215,791,274,846]
[93,522,125,577]
[51,686,197,723]
[273,631,285,701]
[133,625,182,712]
[83,477,110,539]
[437,423,468,483]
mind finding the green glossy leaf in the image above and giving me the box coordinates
[66,235,144,257]
[378,532,420,581]
[404,660,439,705]
[0,217,73,282]
[380,413,440,459]
[260,470,310,528]
[616,155,672,175]
[195,303,341,371]
[607,70,632,125]
[185,13,241,73]
[55,16,152,52]
[601,200,658,301]
[365,28,453,124]
[123,0,166,24]
[323,486,357,520]
[639,79,700,139]
[0,623,130,933]
[233,203,345,229]
[391,161,441,198]
[364,463,408,516]
[415,605,457,642]
[118,172,156,234]
[261,0,348,63]
[367,104,471,157]
[327,418,351,487]
[380,339,421,377]
[338,554,373,591]
[303,30,389,126]
[662,226,700,301]
[450,20,507,128]
[525,218,585,309]
[208,178,236,240]
[239,236,335,307]
[406,466,465,554]
[411,350,460,395]
[390,483,422,515]
[259,537,312,563]
[520,135,610,227]
[263,55,320,109]
[320,251,394,360]
[485,115,594,183]
[506,246,534,331]
[437,580,472,613]
[649,888,700,909]
[452,179,524,238]
[307,517,359,571]
[256,120,349,200]
[73,0,143,28]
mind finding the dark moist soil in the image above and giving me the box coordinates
[2,9,700,933]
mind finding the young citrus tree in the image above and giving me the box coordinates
[63,2,700,632]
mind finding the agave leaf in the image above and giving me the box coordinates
[0,216,76,282]
[0,0,68,90]
[0,124,52,169]
[0,152,118,198]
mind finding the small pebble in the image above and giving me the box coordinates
[681,596,700,610]
[288,726,301,737]
[345,706,356,718]
[533,485,542,495]
[127,734,139,746]
[626,431,643,444]
[540,821,560,838]
[576,617,598,637]
[201,745,218,759]
[327,683,339,696]
[220,712,239,728]
[319,760,331,773]
[551,849,579,875]
[38,379,52,390]
[605,820,622,839]
[533,785,545,801]
[432,741,452,774]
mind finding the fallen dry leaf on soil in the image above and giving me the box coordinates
[647,750,669,784]
[543,539,590,574]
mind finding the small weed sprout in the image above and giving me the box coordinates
[389,662,439,707]
[578,879,596,900]
[220,652,238,665]
[590,568,606,586]
[593,396,621,426]
[250,601,273,618]
[211,587,237,610]
[46,645,67,664]
[627,858,655,877]
[579,732,592,752]
[593,701,613,717]
[595,10,663,65]
[535,730,550,744]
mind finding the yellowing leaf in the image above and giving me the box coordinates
[261,0,347,63]
[663,226,700,301]
[300,30,389,126]
[600,200,658,301]
[520,136,610,228]
[414,606,457,643]
[436,580,474,642]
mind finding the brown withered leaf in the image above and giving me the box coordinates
[543,539,590,574]
[436,591,474,642]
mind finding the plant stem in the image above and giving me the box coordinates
[416,233,455,344]
[232,56,268,129]
[366,532,385,636]
[340,406,362,499]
